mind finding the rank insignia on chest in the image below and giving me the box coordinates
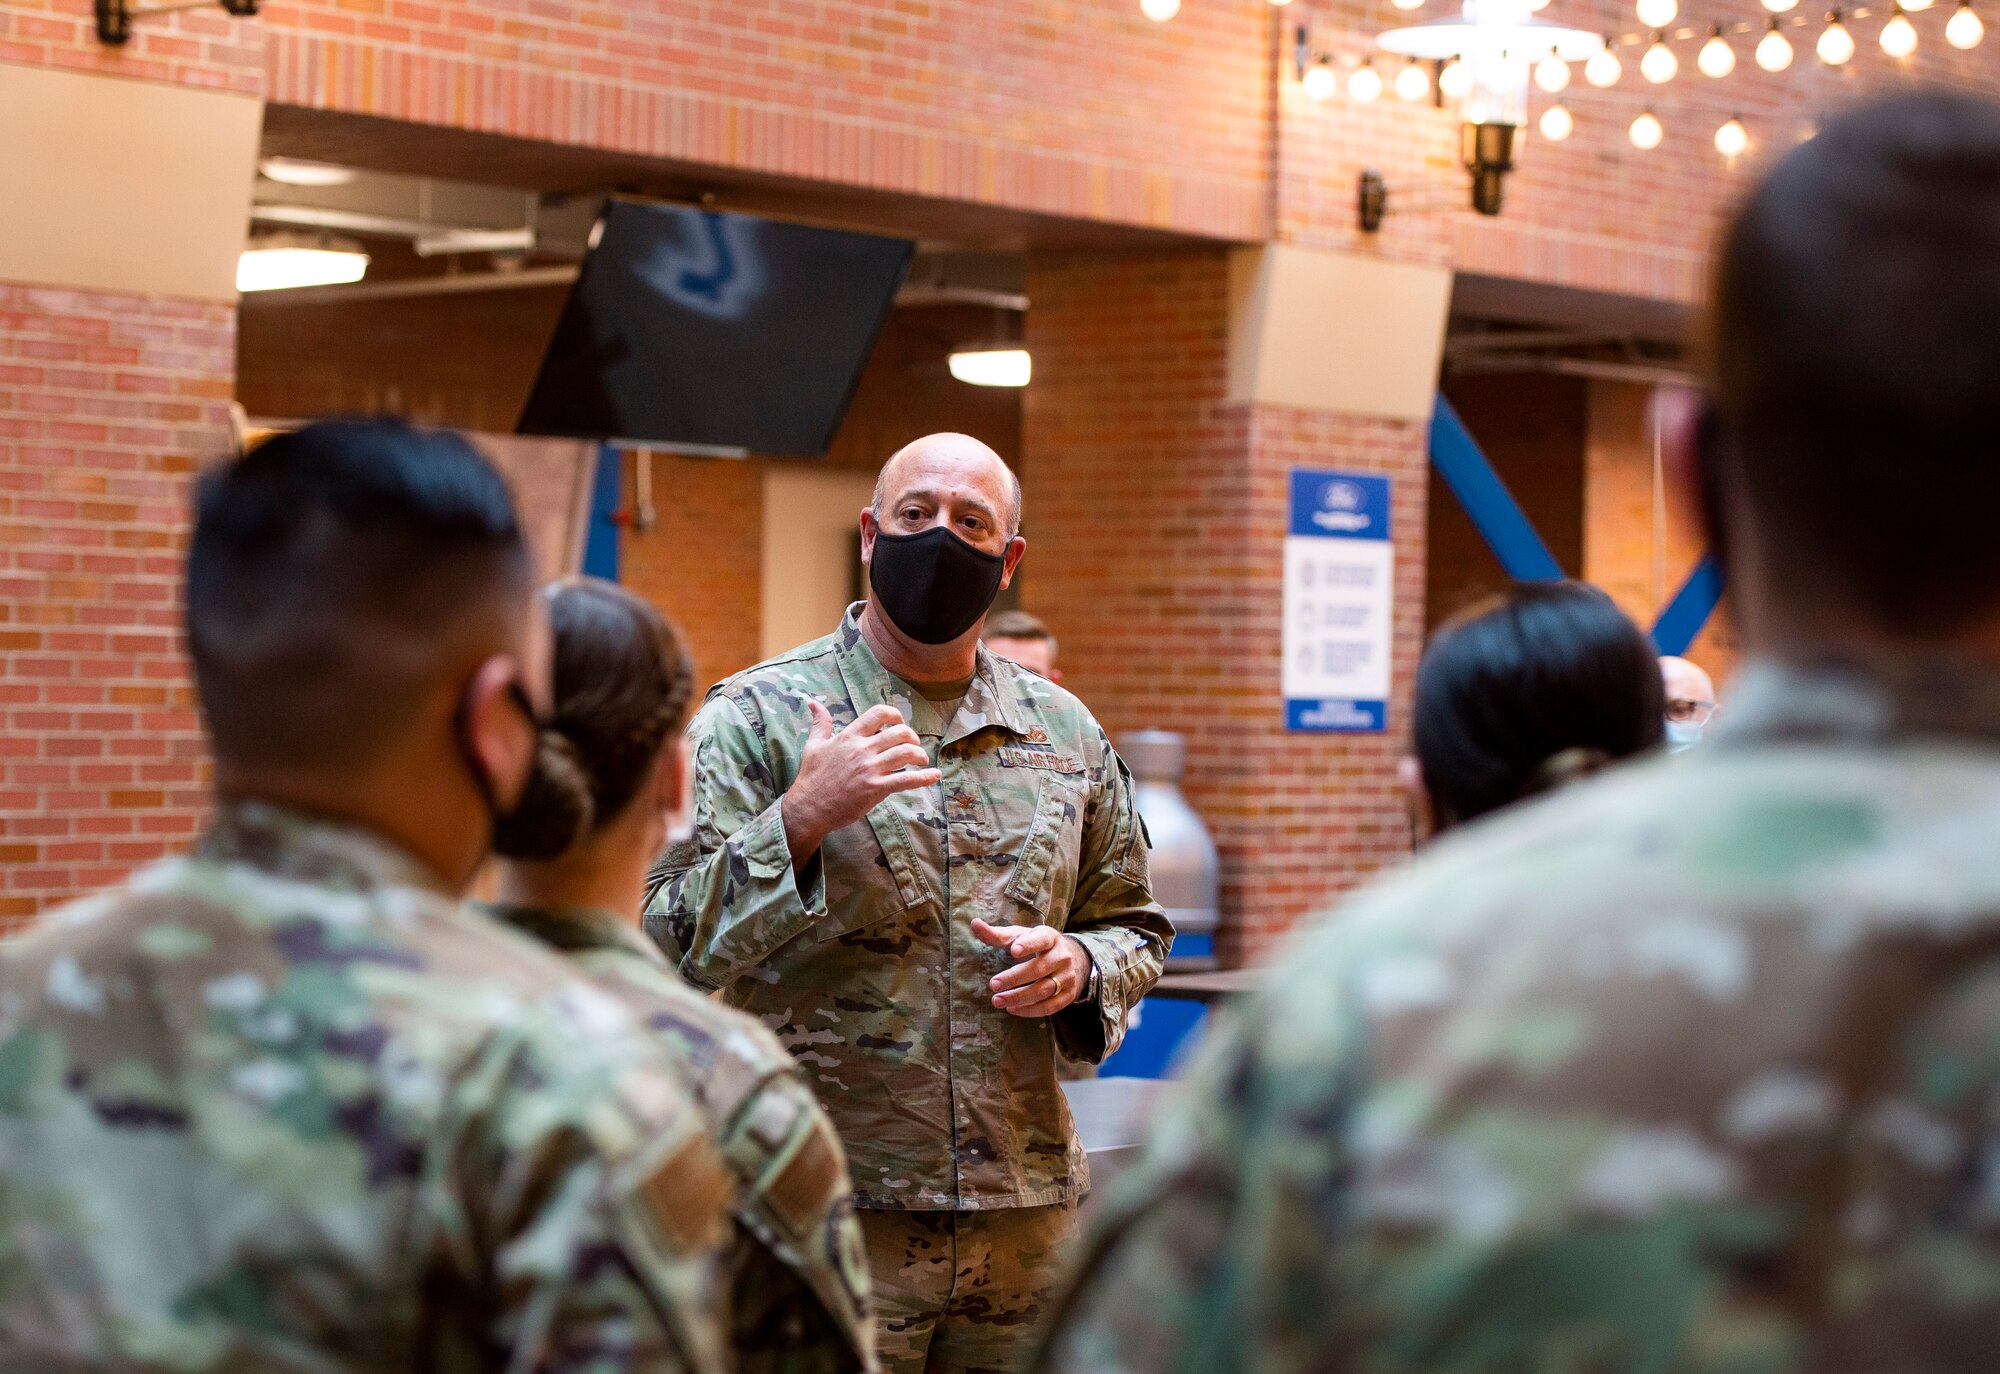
[997,744,1083,773]
[1023,727,1050,744]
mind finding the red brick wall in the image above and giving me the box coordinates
[1026,249,1427,962]
[0,285,234,931]
[619,451,764,694]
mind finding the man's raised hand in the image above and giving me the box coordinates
[781,700,941,867]
[973,918,1092,1018]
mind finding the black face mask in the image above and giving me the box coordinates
[459,681,592,862]
[868,526,1007,645]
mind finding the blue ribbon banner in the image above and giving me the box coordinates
[1283,469,1393,733]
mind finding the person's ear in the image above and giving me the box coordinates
[461,655,538,811]
[1653,385,1716,548]
[998,534,1027,590]
[859,506,879,568]
[1397,755,1438,847]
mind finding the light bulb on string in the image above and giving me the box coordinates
[1818,11,1856,62]
[1267,0,1296,6]
[1698,24,1737,74]
[1395,57,1432,100]
[1903,0,1934,11]
[1641,32,1679,81]
[1585,42,1623,84]
[1881,5,1919,54]
[1630,110,1665,149]
[1302,59,1338,100]
[1139,0,1180,20]
[1391,0,1426,11]
[1756,18,1796,67]
[1539,102,1575,140]
[1439,57,1474,98]
[1535,48,1572,91]
[1637,0,1678,28]
[1949,0,1985,46]
[1715,114,1749,158]
[1764,0,1800,10]
[1349,58,1383,103]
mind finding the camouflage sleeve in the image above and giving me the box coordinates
[457,1027,739,1373]
[1035,977,1363,1374]
[1054,733,1174,1065]
[643,693,825,991]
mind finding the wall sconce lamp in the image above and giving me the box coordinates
[96,0,259,46]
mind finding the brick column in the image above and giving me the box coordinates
[1025,249,1428,963]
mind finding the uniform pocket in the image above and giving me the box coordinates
[1004,768,1089,922]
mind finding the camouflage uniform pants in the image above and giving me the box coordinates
[856,1202,1078,1374]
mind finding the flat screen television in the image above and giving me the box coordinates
[518,200,913,458]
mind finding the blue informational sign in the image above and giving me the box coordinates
[1283,469,1394,734]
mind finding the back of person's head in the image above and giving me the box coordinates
[497,578,696,859]
[1414,581,1665,828]
[1710,91,2000,636]
[187,419,529,775]
[984,609,1053,644]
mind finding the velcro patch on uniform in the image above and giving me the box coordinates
[640,1135,734,1254]
[764,1118,846,1242]
[998,745,1084,774]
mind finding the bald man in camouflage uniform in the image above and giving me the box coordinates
[648,434,1171,1373]
[0,421,732,1371]
[1039,93,2000,1374]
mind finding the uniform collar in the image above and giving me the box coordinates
[1719,656,2000,750]
[198,799,447,894]
[832,602,1031,745]
[479,901,661,961]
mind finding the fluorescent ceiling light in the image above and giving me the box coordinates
[237,243,370,293]
[258,157,359,187]
[948,348,1031,387]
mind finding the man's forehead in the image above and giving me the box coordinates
[881,444,1011,506]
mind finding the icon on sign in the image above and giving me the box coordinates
[1311,480,1372,533]
[1321,480,1364,512]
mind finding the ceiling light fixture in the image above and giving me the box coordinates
[237,233,369,294]
[257,157,357,188]
[948,348,1032,388]
[1949,0,1985,45]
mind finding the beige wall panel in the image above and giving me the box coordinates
[0,65,261,302]
[468,434,598,582]
[1226,245,1451,422]
[762,464,876,658]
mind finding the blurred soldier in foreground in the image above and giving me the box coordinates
[648,433,1172,1373]
[0,421,731,1371]
[1041,91,2000,1374]
[485,577,874,1373]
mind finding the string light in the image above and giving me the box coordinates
[1641,32,1679,81]
[1139,0,1180,21]
[1636,0,1678,27]
[1395,56,1432,99]
[1903,0,1933,10]
[1630,109,1665,149]
[1585,43,1623,84]
[1391,0,1427,11]
[1349,57,1384,102]
[1818,10,1856,62]
[1540,102,1575,140]
[1949,0,1985,46]
[1698,24,1738,74]
[1267,0,1297,6]
[1535,48,1572,91]
[1715,114,1749,157]
[1439,57,1474,98]
[1757,18,1797,67]
[1764,0,1800,10]
[1881,4,1919,53]
[1302,59,1337,100]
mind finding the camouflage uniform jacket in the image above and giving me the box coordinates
[1041,660,2000,1374]
[483,902,875,1374]
[0,801,733,1373]
[646,605,1172,1211]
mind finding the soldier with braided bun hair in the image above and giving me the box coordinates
[487,577,875,1374]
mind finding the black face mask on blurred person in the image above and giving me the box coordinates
[459,680,593,862]
[868,526,1006,645]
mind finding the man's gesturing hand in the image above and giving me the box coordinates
[782,700,941,867]
[973,918,1092,1018]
